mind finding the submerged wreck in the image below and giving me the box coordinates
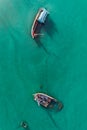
[33,93,63,111]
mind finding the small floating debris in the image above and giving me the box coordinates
[20,121,28,129]
[33,93,63,111]
[31,8,49,39]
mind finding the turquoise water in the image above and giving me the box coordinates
[0,0,87,130]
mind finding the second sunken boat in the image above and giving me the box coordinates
[33,93,63,110]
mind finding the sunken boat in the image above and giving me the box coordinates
[31,8,49,39]
[33,93,63,110]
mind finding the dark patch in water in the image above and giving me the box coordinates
[31,16,60,59]
[43,16,58,38]
[57,101,64,111]
[47,111,60,129]
[34,37,59,59]
[40,85,44,90]
[34,37,50,55]
[17,121,31,130]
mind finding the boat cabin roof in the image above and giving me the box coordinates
[37,8,49,23]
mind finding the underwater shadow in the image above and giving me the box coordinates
[43,16,58,38]
[33,17,59,55]
[33,16,58,40]
[32,22,49,54]
[34,37,50,55]
[47,111,60,129]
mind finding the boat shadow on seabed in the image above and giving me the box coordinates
[35,36,49,55]
[34,16,58,38]
[34,17,58,54]
[43,16,58,38]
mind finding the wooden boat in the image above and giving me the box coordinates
[33,93,63,110]
[31,8,49,39]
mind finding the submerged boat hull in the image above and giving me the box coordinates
[33,93,63,110]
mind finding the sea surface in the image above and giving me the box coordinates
[0,0,87,130]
